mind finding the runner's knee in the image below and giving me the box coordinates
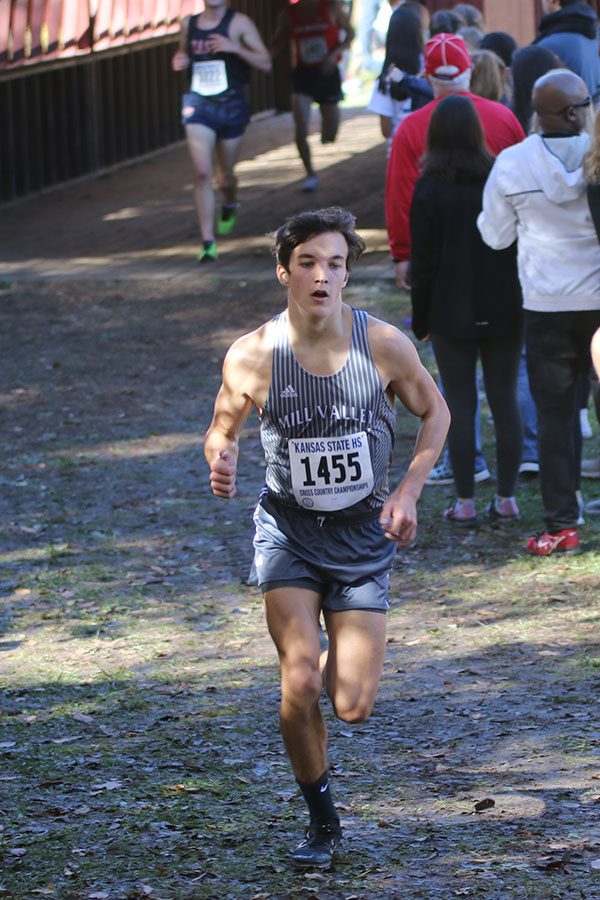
[331,695,374,724]
[193,165,212,187]
[282,660,322,707]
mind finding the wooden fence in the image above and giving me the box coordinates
[0,0,284,203]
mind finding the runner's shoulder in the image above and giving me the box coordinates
[229,10,260,36]
[366,314,419,368]
[224,320,275,380]
[366,313,409,346]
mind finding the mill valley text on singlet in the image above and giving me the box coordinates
[261,309,396,512]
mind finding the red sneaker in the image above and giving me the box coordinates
[526,528,580,556]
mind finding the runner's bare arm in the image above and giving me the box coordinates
[172,18,190,71]
[331,0,355,51]
[207,14,272,73]
[204,327,273,499]
[321,1,355,72]
[369,319,450,543]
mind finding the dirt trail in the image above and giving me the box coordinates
[2,111,600,899]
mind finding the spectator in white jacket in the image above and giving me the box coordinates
[478,68,600,556]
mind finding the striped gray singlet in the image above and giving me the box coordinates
[260,308,396,510]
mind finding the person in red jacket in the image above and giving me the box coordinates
[385,32,525,290]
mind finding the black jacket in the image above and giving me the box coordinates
[535,2,598,42]
[410,175,522,341]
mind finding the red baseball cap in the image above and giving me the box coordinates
[425,33,472,79]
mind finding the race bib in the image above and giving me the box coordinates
[191,60,228,96]
[289,432,374,511]
[299,36,328,65]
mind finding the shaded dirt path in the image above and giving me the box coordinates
[2,111,600,899]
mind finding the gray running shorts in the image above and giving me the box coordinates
[252,497,396,613]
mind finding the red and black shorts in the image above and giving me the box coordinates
[292,65,343,105]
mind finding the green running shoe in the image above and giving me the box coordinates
[198,242,218,263]
[217,204,238,236]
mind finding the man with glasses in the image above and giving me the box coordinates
[478,69,600,555]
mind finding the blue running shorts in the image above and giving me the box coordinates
[182,91,250,140]
[252,496,396,613]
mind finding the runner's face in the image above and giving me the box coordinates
[279,233,349,316]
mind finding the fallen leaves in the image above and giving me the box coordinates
[473,798,495,814]
[534,849,578,871]
[50,735,84,745]
[72,712,94,724]
[89,781,123,794]
[3,280,600,900]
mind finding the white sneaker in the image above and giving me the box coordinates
[301,175,318,192]
[425,463,490,486]
[519,460,540,475]
[581,458,600,479]
[580,408,593,439]
[425,461,454,485]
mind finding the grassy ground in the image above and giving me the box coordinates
[2,278,600,899]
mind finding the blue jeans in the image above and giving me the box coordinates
[517,351,538,464]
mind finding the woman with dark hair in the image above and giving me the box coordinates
[410,94,523,524]
[367,4,432,148]
[510,45,563,133]
[430,10,463,36]
[480,31,518,68]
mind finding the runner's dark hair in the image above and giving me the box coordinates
[272,207,366,271]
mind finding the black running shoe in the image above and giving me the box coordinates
[290,822,342,868]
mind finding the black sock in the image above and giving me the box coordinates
[297,770,339,828]
[203,240,214,250]
[221,203,236,220]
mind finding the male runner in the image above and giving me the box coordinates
[271,1,354,192]
[205,207,449,867]
[172,0,271,262]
